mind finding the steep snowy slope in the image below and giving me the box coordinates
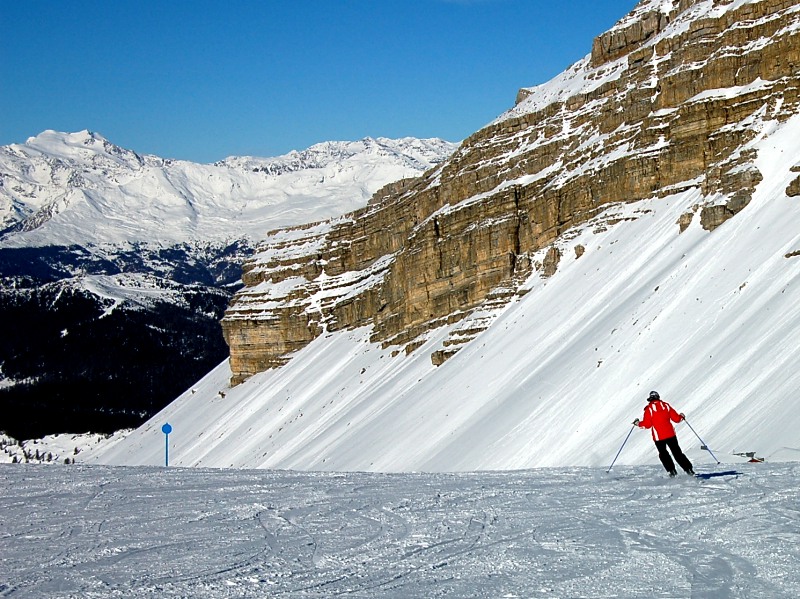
[94,111,800,471]
[0,131,456,247]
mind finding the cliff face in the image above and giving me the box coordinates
[223,0,800,385]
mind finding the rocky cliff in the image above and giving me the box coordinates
[223,0,800,385]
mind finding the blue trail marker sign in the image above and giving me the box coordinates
[162,422,173,467]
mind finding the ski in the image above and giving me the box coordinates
[694,470,740,480]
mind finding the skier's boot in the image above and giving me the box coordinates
[685,468,695,476]
[668,469,678,477]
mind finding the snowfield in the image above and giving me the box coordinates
[1,462,798,598]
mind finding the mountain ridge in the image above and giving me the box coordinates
[1,131,456,248]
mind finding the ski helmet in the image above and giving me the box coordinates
[648,390,660,401]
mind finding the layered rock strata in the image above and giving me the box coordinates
[223,0,800,384]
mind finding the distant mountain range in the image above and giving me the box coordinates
[0,132,456,439]
[1,130,456,247]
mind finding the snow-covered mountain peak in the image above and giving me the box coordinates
[26,129,106,150]
[21,129,148,168]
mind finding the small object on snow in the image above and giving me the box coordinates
[734,451,765,463]
[162,422,172,467]
[695,470,740,480]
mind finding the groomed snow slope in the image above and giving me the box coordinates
[2,463,798,597]
[94,113,800,472]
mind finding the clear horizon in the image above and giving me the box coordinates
[1,1,639,163]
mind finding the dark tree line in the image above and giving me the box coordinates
[0,286,230,439]
[0,245,247,440]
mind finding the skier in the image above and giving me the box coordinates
[634,391,694,477]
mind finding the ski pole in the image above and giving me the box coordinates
[607,424,636,473]
[683,418,720,464]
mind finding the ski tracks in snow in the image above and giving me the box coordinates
[606,468,798,598]
[1,463,798,597]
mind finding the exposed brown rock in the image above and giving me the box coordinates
[541,247,562,278]
[677,212,694,233]
[787,175,800,197]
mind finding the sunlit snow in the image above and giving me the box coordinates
[2,463,798,597]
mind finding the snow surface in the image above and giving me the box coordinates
[0,432,128,465]
[0,131,456,248]
[77,273,212,316]
[2,462,798,598]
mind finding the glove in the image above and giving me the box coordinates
[632,418,640,426]
[680,413,685,421]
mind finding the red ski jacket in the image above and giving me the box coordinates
[638,399,683,441]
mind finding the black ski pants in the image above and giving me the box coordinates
[654,435,693,474]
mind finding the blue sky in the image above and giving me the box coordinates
[1,1,639,163]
